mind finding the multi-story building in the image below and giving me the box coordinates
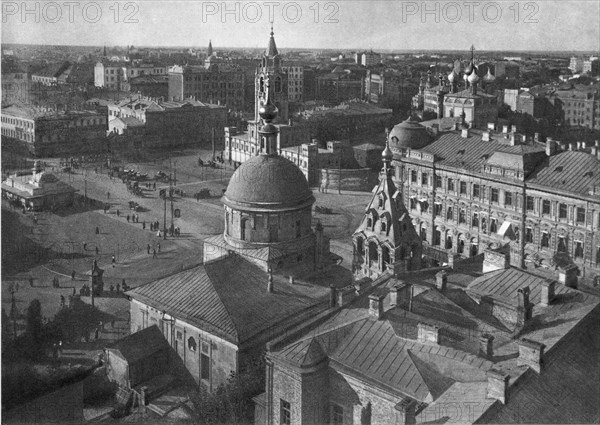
[94,61,126,91]
[1,60,29,104]
[388,118,600,278]
[494,60,521,79]
[282,65,304,103]
[122,74,169,99]
[106,96,227,148]
[548,86,600,130]
[569,56,584,73]
[316,67,365,104]
[168,64,246,111]
[583,58,600,76]
[355,50,381,67]
[31,61,72,86]
[1,104,107,156]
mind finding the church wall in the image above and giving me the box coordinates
[129,299,239,391]
[225,207,313,244]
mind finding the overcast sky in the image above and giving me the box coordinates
[2,0,599,51]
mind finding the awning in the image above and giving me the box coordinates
[497,221,514,238]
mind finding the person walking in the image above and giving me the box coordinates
[95,226,99,235]
[147,244,150,254]
[157,242,161,253]
[142,221,146,230]
[112,255,116,267]
[95,246,99,255]
[126,215,130,223]
[107,191,110,200]
[117,209,120,217]
[153,248,157,258]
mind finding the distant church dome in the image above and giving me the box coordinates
[388,116,429,150]
[448,70,458,83]
[483,68,496,82]
[381,143,393,162]
[223,154,314,210]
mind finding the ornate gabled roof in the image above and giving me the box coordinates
[354,161,419,248]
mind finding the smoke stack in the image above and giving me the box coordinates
[480,333,495,359]
[417,323,440,344]
[435,270,447,292]
[329,284,337,308]
[517,339,545,373]
[487,369,510,404]
[540,280,555,307]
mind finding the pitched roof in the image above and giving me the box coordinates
[526,150,600,196]
[127,255,323,345]
[107,325,169,364]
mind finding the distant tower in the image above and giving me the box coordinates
[208,39,213,57]
[103,45,107,57]
[352,138,422,278]
[255,25,289,125]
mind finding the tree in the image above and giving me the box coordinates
[190,355,265,425]
[25,299,44,360]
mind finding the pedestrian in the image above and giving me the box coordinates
[153,182,156,190]
[71,270,76,280]
[95,226,99,235]
[153,248,157,258]
[117,209,120,217]
[83,243,87,251]
[60,295,65,307]
[126,215,130,223]
[112,255,116,266]
[147,243,150,254]
[96,246,99,255]
[107,191,110,200]
[94,327,99,340]
[158,242,161,253]
[142,221,146,230]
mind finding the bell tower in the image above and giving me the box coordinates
[255,25,289,125]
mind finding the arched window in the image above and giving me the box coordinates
[368,241,379,263]
[259,76,265,93]
[459,209,466,224]
[356,237,364,254]
[274,76,282,93]
[240,218,248,241]
[447,207,453,221]
[381,221,387,234]
[382,246,390,266]
[188,337,197,352]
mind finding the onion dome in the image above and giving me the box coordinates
[484,68,496,82]
[382,143,393,162]
[463,72,469,82]
[468,68,480,83]
[388,116,430,150]
[259,101,278,122]
[448,70,457,83]
[223,155,314,211]
[465,61,474,75]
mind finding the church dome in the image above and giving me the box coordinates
[448,70,457,83]
[483,69,496,82]
[468,68,480,83]
[223,154,314,210]
[388,116,430,150]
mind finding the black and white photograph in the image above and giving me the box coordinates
[1,1,600,424]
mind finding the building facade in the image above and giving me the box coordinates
[282,66,304,103]
[1,104,107,156]
[391,121,600,278]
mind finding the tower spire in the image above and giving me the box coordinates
[267,23,278,57]
[208,39,213,57]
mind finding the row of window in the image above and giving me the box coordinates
[279,400,346,425]
[2,116,33,128]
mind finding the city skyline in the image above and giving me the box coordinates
[2,0,599,52]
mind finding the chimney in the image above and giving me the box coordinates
[389,285,399,307]
[568,143,574,151]
[267,269,273,293]
[289,275,295,285]
[487,122,496,131]
[453,122,460,131]
[486,369,510,404]
[517,338,546,373]
[461,128,470,138]
[395,399,417,425]
[515,286,532,331]
[502,125,509,134]
[577,141,582,150]
[483,249,510,273]
[534,132,541,143]
[479,333,495,359]
[546,139,557,156]
[540,280,556,307]
[511,124,518,133]
[557,264,578,288]
[435,270,447,292]
[482,131,491,142]
[368,294,385,319]
[595,140,600,147]
[417,323,440,344]
[591,146,598,156]
[329,284,337,308]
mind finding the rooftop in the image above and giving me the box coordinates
[127,254,330,345]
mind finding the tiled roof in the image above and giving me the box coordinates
[107,325,169,364]
[526,150,600,196]
[127,255,322,345]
